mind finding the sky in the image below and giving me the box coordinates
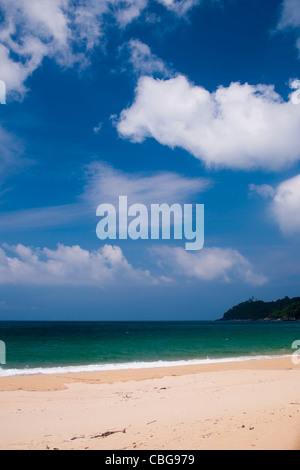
[0,0,300,320]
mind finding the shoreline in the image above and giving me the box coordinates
[0,353,293,379]
[0,355,297,392]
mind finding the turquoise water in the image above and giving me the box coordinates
[0,321,299,376]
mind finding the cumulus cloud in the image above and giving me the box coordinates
[153,246,268,286]
[272,174,300,235]
[116,75,300,171]
[0,242,268,287]
[0,243,154,286]
[250,174,300,235]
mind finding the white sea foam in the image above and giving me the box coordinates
[0,354,292,377]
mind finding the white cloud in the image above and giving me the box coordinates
[0,0,76,97]
[0,242,268,287]
[0,44,37,98]
[0,162,211,231]
[125,39,172,77]
[0,0,149,97]
[116,75,300,171]
[0,0,204,99]
[251,174,300,235]
[277,0,300,56]
[154,246,268,286]
[72,0,148,48]
[0,243,154,286]
[0,241,266,287]
[272,174,300,235]
[83,161,210,206]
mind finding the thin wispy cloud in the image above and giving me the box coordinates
[157,0,200,16]
[249,184,276,199]
[93,122,103,134]
[0,204,84,232]
[0,163,211,231]
[83,162,211,206]
[0,125,25,180]
[277,0,300,57]
[123,39,173,77]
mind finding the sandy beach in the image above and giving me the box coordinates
[0,356,299,450]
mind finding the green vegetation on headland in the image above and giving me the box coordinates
[218,296,300,321]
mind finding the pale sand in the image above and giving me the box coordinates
[0,357,300,450]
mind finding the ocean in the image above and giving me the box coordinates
[0,321,299,377]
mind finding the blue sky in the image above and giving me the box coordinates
[0,0,300,320]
